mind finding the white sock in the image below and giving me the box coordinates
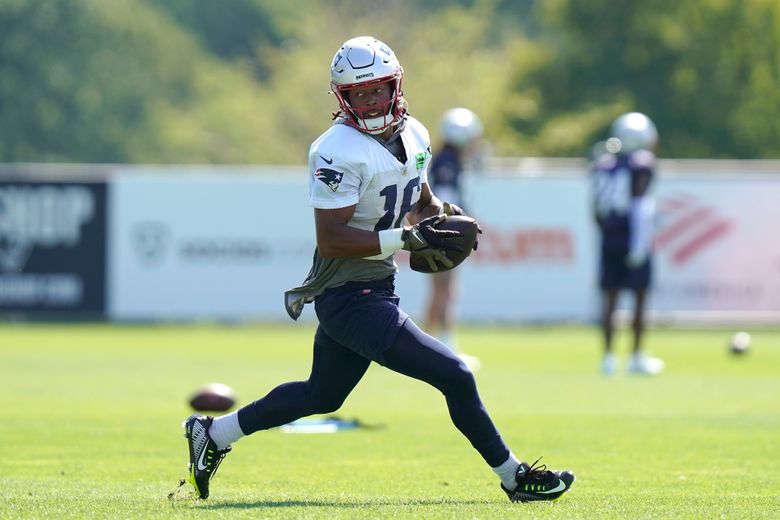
[492,452,521,491]
[208,411,245,450]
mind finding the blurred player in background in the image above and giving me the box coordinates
[425,107,484,371]
[591,112,664,376]
[181,36,574,503]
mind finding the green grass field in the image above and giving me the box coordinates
[2,323,779,518]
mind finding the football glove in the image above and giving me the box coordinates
[402,214,463,272]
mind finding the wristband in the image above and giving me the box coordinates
[378,228,405,256]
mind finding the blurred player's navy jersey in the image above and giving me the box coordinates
[428,145,462,207]
[284,115,431,319]
[592,149,655,252]
[592,149,655,290]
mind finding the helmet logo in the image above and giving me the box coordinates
[355,73,374,80]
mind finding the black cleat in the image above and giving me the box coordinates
[183,414,231,499]
[501,458,575,502]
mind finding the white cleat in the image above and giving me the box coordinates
[628,354,664,375]
[601,353,618,376]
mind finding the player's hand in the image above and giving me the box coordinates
[442,201,464,216]
[625,250,648,268]
[402,215,463,272]
[404,214,464,252]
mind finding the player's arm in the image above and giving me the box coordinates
[590,164,607,230]
[627,169,655,267]
[406,182,443,225]
[315,203,460,268]
[632,169,652,197]
[412,181,469,221]
[315,205,382,258]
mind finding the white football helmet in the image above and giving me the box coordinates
[609,112,658,154]
[440,108,483,147]
[330,36,405,134]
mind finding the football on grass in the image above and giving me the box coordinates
[188,383,237,412]
[729,331,751,355]
[410,215,480,273]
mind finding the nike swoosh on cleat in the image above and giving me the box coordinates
[537,480,567,494]
[197,446,209,471]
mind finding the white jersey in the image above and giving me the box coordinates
[308,116,431,234]
[284,116,432,320]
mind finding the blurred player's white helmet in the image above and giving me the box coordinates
[440,108,483,148]
[330,36,405,135]
[609,112,658,154]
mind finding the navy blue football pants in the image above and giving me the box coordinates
[237,318,511,468]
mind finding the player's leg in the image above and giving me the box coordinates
[216,277,400,441]
[383,319,502,464]
[425,271,480,370]
[183,328,370,499]
[599,288,619,375]
[424,271,448,334]
[626,261,663,374]
[599,249,622,375]
[601,288,619,354]
[381,318,574,501]
[631,287,647,354]
[235,327,371,434]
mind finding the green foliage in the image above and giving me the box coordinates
[2,324,780,518]
[4,0,780,162]
[1,0,256,162]
[516,0,780,158]
[151,0,287,81]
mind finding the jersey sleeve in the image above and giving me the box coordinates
[308,150,361,210]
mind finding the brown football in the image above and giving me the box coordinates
[410,215,479,273]
[188,383,237,412]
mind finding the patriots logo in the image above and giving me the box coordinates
[314,168,344,192]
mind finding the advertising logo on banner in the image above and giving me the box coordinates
[396,169,780,323]
[0,182,107,313]
[108,170,315,321]
[652,175,780,313]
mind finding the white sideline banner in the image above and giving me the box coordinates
[396,173,599,322]
[400,169,780,322]
[108,165,780,322]
[650,172,780,314]
[109,169,315,320]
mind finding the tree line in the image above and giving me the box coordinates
[2,0,779,164]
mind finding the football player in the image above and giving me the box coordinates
[592,112,664,376]
[181,36,574,503]
[424,107,484,371]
